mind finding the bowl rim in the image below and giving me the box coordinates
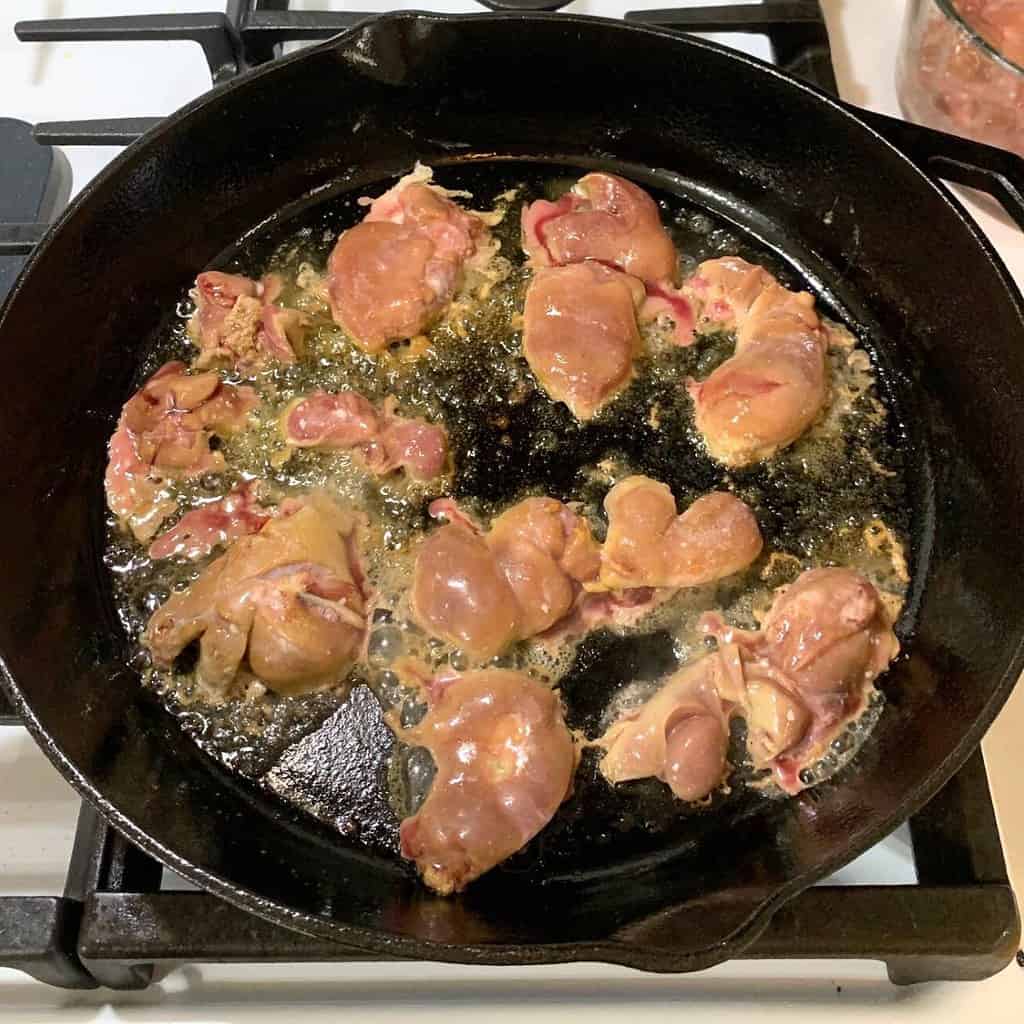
[935,0,1024,78]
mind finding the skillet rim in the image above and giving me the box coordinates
[1,9,1022,971]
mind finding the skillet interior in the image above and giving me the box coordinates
[107,156,914,884]
[1,13,1023,970]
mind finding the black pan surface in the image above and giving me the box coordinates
[1,13,1022,971]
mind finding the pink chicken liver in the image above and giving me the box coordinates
[104,361,258,542]
[327,171,487,353]
[598,567,899,801]
[394,669,578,894]
[521,172,678,284]
[702,567,899,793]
[522,173,695,348]
[411,497,601,662]
[522,262,646,421]
[280,390,448,482]
[599,475,763,590]
[189,271,308,370]
[148,480,271,561]
[597,655,732,801]
[687,256,829,467]
[145,494,367,696]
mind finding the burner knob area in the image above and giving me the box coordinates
[477,0,575,10]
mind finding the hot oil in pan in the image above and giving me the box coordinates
[104,161,913,876]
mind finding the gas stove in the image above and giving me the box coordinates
[0,0,1022,1014]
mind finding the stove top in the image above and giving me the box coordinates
[0,0,1020,995]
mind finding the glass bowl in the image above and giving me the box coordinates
[897,0,1024,157]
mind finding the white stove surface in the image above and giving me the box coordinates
[1,1,1022,1019]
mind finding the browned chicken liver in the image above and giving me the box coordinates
[521,171,678,284]
[522,262,645,421]
[599,475,763,590]
[411,497,601,662]
[521,172,694,347]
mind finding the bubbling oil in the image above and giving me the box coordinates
[104,161,912,843]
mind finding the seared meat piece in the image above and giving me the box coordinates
[537,585,663,649]
[522,173,693,346]
[487,497,603,636]
[599,475,763,590]
[598,655,731,802]
[189,271,308,370]
[104,361,258,541]
[327,167,488,353]
[189,272,257,347]
[411,497,601,662]
[597,567,899,801]
[106,426,177,545]
[687,257,829,467]
[145,494,366,696]
[413,521,519,661]
[281,391,448,481]
[394,669,578,894]
[414,478,760,661]
[327,222,438,353]
[148,480,271,560]
[521,172,678,284]
[701,567,899,793]
[522,263,645,420]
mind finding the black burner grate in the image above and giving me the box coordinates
[0,0,839,297]
[11,0,837,151]
[0,747,1016,990]
[1,0,1020,992]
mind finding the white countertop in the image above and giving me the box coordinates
[0,0,1022,1019]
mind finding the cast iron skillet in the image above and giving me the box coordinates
[2,12,1024,973]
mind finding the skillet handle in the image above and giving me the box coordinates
[847,105,1024,232]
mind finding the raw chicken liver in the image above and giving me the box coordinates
[104,361,257,542]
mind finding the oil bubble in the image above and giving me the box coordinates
[367,626,404,668]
